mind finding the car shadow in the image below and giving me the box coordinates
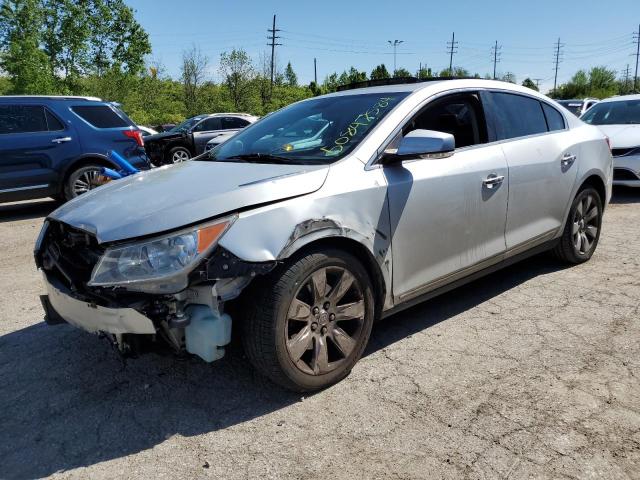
[0,254,565,479]
[0,199,59,223]
[610,186,640,204]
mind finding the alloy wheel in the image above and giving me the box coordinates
[572,193,599,255]
[285,266,366,376]
[73,168,108,196]
[172,150,190,163]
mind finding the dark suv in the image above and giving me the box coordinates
[0,96,149,203]
[144,113,258,165]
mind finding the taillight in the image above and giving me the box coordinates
[123,129,144,147]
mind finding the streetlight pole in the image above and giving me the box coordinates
[387,39,404,75]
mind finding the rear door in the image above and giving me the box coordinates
[0,104,80,202]
[192,117,223,154]
[386,91,509,302]
[484,91,578,250]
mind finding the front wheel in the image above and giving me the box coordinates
[167,146,191,164]
[553,187,603,264]
[242,249,375,392]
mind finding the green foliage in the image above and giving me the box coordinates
[370,64,390,80]
[219,48,255,112]
[438,67,469,78]
[417,67,433,79]
[522,78,539,91]
[284,62,298,87]
[393,67,411,78]
[552,66,620,99]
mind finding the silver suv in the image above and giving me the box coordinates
[36,79,612,391]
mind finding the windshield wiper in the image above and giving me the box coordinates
[225,153,296,164]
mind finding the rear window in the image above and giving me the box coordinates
[491,92,548,140]
[222,117,249,129]
[71,105,129,128]
[0,105,48,134]
[542,103,566,131]
[45,109,65,131]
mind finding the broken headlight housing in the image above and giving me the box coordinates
[88,215,236,294]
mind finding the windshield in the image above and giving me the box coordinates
[557,100,583,116]
[205,92,409,164]
[581,99,640,125]
[170,116,203,133]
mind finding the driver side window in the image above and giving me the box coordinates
[403,93,488,149]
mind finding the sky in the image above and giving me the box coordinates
[127,0,640,93]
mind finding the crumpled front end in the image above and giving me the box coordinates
[35,219,275,362]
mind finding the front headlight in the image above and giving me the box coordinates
[88,215,236,293]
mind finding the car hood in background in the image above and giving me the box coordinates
[144,131,184,143]
[594,125,640,148]
[50,161,329,243]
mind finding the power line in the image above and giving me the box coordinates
[446,32,458,75]
[491,40,502,79]
[267,14,282,96]
[387,40,404,73]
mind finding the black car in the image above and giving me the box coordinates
[0,96,149,203]
[144,113,257,165]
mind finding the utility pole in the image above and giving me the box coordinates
[623,64,631,92]
[533,78,543,90]
[387,40,404,75]
[314,58,317,84]
[446,32,458,76]
[634,24,640,92]
[553,37,564,93]
[267,15,282,96]
[491,40,501,80]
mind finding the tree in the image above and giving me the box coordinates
[502,72,516,84]
[0,0,56,93]
[553,67,618,99]
[181,45,208,116]
[521,78,539,91]
[370,64,390,80]
[219,48,255,111]
[417,66,433,79]
[284,61,298,87]
[438,67,469,78]
[393,67,411,78]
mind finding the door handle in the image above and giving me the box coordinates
[561,153,576,168]
[482,174,505,189]
[51,137,72,144]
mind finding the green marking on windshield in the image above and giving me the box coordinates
[321,97,396,156]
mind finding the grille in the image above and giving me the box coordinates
[613,168,640,181]
[40,221,104,291]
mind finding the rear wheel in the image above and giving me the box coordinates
[242,249,375,392]
[64,164,110,201]
[553,187,603,264]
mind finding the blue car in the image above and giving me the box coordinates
[0,96,150,203]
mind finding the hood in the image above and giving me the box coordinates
[50,161,329,243]
[145,131,184,143]
[594,124,640,148]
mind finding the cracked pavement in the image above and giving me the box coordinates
[0,190,639,480]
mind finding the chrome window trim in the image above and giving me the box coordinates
[366,87,570,170]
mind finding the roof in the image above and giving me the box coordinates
[598,94,640,104]
[0,95,102,101]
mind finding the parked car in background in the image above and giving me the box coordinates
[0,96,149,203]
[145,113,258,165]
[37,79,611,392]
[557,98,599,116]
[581,94,640,187]
[137,125,158,137]
[205,130,239,151]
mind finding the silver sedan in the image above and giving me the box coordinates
[36,79,612,391]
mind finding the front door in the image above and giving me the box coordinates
[385,92,509,303]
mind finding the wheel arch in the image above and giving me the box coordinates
[578,173,607,210]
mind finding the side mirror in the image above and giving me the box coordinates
[383,129,455,163]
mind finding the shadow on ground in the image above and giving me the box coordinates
[0,252,567,479]
[610,186,640,204]
[0,199,59,223]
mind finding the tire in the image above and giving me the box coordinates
[241,248,375,392]
[553,187,603,264]
[64,164,109,201]
[167,146,191,164]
